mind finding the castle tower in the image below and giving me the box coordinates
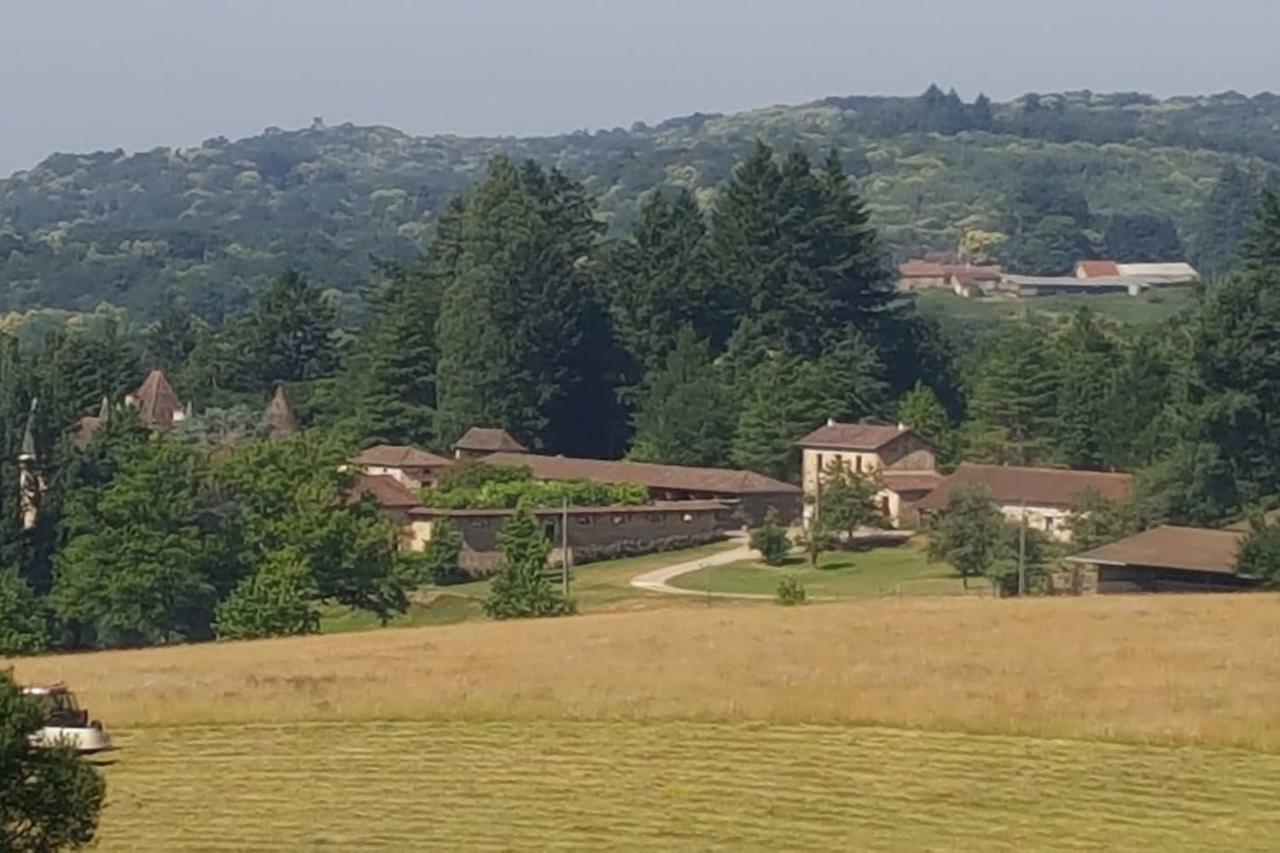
[18,399,43,531]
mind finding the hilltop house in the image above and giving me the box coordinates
[796,421,941,528]
[913,463,1133,542]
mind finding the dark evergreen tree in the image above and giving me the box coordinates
[144,303,200,375]
[1051,309,1117,469]
[434,158,611,453]
[1102,213,1184,262]
[966,319,1057,464]
[1190,163,1258,279]
[1240,188,1280,272]
[245,270,340,386]
[629,327,733,467]
[483,507,573,619]
[603,189,728,377]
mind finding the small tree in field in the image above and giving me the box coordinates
[484,508,574,619]
[817,459,885,541]
[749,510,791,566]
[926,485,1007,589]
[0,672,106,851]
[799,521,837,568]
[215,548,320,640]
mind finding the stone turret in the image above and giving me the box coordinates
[266,385,299,437]
[18,399,43,531]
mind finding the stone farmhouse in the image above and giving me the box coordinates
[796,421,941,528]
[347,427,800,575]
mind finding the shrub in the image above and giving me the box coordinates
[483,508,575,619]
[0,569,52,656]
[215,548,320,640]
[750,510,791,566]
[420,518,466,584]
[0,672,106,851]
[776,577,807,606]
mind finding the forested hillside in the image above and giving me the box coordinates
[1,89,1277,319]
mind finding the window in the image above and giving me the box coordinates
[543,522,557,540]
[815,453,824,474]
[576,516,592,526]
[1044,516,1056,533]
[855,455,864,473]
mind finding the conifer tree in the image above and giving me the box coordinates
[604,189,727,377]
[483,507,573,619]
[1190,163,1259,278]
[246,270,340,386]
[897,382,953,460]
[629,327,733,467]
[1052,309,1117,470]
[434,158,609,453]
[354,258,443,446]
[967,319,1057,465]
[1240,188,1280,272]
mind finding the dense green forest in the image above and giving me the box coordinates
[1,88,1278,319]
[2,118,1280,655]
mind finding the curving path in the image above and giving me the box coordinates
[629,536,773,600]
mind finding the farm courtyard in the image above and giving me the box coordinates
[12,582,1280,850]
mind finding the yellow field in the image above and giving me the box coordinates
[12,593,1280,849]
[95,720,1280,851]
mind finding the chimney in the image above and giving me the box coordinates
[826,417,836,427]
[898,422,906,431]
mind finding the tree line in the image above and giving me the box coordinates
[1,146,1279,655]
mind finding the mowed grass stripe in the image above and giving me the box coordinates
[97,721,1280,851]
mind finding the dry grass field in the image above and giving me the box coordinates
[12,593,1280,849]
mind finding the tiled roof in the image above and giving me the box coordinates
[1069,526,1244,575]
[1076,260,1120,278]
[455,427,528,453]
[353,444,453,469]
[899,260,946,278]
[482,452,801,496]
[880,470,944,493]
[128,369,183,429]
[1116,262,1199,280]
[411,500,731,518]
[946,265,1002,282]
[914,464,1132,511]
[346,473,422,509]
[797,423,911,451]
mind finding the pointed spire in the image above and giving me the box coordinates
[266,384,299,437]
[98,395,111,424]
[19,399,37,462]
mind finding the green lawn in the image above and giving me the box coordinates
[318,539,739,633]
[917,287,1197,330]
[669,541,979,598]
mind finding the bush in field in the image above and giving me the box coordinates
[483,508,575,619]
[776,576,807,606]
[0,570,52,656]
[215,548,320,640]
[750,511,791,566]
[0,672,106,851]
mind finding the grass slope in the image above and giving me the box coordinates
[96,720,1280,851]
[668,542,974,597]
[317,540,738,633]
[15,594,1280,749]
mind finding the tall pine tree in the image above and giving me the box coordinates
[629,327,733,467]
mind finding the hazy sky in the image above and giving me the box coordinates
[3,0,1278,176]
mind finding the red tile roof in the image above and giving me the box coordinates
[797,423,913,451]
[1077,260,1121,278]
[346,473,422,509]
[945,265,1002,283]
[914,464,1132,511]
[128,369,184,429]
[482,452,800,496]
[880,470,944,493]
[1069,526,1244,575]
[353,444,453,469]
[411,500,731,518]
[455,427,528,454]
[899,260,947,278]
